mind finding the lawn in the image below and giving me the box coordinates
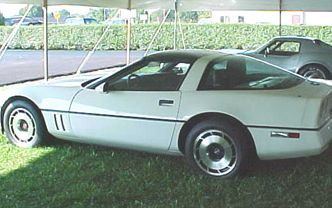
[0,133,332,208]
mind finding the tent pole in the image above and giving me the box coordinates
[43,0,49,82]
[178,15,186,49]
[76,10,120,74]
[279,0,282,36]
[126,16,131,64]
[76,24,113,74]
[173,0,178,50]
[144,10,171,56]
[0,5,32,60]
[126,0,132,65]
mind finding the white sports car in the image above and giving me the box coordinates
[1,50,332,178]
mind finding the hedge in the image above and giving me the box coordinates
[1,23,332,51]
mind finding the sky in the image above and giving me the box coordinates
[0,4,90,17]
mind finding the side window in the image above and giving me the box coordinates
[265,41,300,56]
[85,19,98,24]
[238,16,245,23]
[135,61,163,75]
[106,61,192,91]
[198,56,302,90]
[199,57,246,90]
[274,41,300,53]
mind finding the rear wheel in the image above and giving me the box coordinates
[298,64,330,79]
[3,100,47,148]
[184,119,248,178]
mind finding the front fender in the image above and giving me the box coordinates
[0,85,81,134]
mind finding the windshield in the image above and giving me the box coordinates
[199,55,304,90]
[102,59,193,91]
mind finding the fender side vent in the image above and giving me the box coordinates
[54,114,59,130]
[54,114,66,132]
[60,115,66,131]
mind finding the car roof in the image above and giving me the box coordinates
[270,36,332,48]
[271,36,319,41]
[6,16,32,19]
[145,50,224,62]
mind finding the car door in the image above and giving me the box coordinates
[68,60,192,153]
[252,40,301,71]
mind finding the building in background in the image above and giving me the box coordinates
[210,11,332,26]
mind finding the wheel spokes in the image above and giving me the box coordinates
[303,67,327,79]
[193,129,237,176]
[9,108,36,143]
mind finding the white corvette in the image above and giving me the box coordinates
[1,50,332,178]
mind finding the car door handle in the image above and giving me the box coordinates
[159,99,174,106]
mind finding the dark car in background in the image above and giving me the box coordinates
[5,16,43,26]
[245,36,332,79]
[222,36,332,80]
[64,17,98,25]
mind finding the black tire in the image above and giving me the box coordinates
[298,64,330,79]
[3,100,47,148]
[184,118,249,178]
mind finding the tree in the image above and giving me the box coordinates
[180,11,199,23]
[108,9,119,19]
[59,9,70,19]
[163,11,199,23]
[167,10,175,22]
[48,9,70,23]
[87,8,118,22]
[146,10,162,23]
[87,8,104,21]
[19,5,43,18]
[0,11,4,26]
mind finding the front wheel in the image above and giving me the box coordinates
[184,119,248,178]
[3,100,47,148]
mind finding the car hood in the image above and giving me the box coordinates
[0,73,107,113]
[45,73,105,88]
[242,50,258,55]
[219,49,256,54]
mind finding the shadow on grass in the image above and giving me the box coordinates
[1,137,332,208]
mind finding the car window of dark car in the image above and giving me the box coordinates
[264,41,300,56]
[84,18,98,24]
[104,60,192,92]
[198,56,303,90]
[274,41,300,53]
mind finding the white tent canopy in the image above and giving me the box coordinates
[1,0,332,12]
[2,0,332,82]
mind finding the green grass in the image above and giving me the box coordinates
[1,134,332,208]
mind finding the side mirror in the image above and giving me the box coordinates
[264,48,270,57]
[103,81,116,92]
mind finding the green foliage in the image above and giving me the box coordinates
[149,10,167,23]
[0,11,4,26]
[88,8,105,22]
[166,10,175,22]
[180,11,199,23]
[1,24,332,51]
[1,134,332,207]
[19,5,43,18]
[59,9,71,19]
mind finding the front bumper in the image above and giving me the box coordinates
[249,120,332,160]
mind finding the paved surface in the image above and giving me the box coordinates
[0,50,146,86]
